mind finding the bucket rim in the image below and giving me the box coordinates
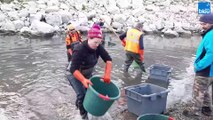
[137,113,173,120]
[88,76,120,100]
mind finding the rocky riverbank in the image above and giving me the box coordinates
[0,0,206,38]
[111,100,213,120]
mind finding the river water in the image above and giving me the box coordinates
[0,34,201,120]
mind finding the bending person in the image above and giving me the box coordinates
[67,24,112,119]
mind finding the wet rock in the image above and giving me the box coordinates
[111,102,213,120]
[0,30,17,36]
[143,23,155,34]
[20,20,56,38]
[163,29,179,38]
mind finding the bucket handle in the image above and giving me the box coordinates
[98,94,110,101]
[125,90,142,103]
[158,90,169,98]
[98,78,111,101]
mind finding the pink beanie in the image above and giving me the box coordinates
[88,24,103,39]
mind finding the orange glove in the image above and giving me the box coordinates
[139,50,144,61]
[102,61,112,83]
[68,49,72,55]
[73,70,93,88]
[121,39,126,47]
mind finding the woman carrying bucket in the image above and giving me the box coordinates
[67,24,112,119]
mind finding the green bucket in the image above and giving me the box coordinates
[137,114,174,120]
[83,76,120,116]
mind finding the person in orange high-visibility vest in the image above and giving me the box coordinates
[65,24,82,62]
[119,22,146,73]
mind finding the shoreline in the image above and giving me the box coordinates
[0,0,204,38]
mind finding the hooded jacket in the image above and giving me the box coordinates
[195,28,213,77]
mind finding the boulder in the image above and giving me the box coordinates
[163,29,179,37]
[30,20,56,36]
[45,13,62,27]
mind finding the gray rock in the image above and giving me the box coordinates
[112,22,123,29]
[113,14,126,23]
[13,20,24,30]
[30,20,56,36]
[46,0,60,6]
[116,0,131,9]
[45,6,60,13]
[45,13,62,27]
[20,27,31,36]
[163,29,179,37]
[0,4,13,12]
[18,9,30,18]
[7,11,19,21]
[143,23,155,33]
[0,20,16,31]
[29,12,45,23]
[106,6,120,14]
[0,12,7,22]
[132,0,144,9]
[58,11,73,24]
[60,3,69,10]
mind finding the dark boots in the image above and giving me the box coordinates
[202,107,212,116]
[124,63,146,73]
[141,65,146,72]
[76,100,88,119]
[124,65,130,72]
[140,63,146,73]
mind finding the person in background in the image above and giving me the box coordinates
[65,24,82,62]
[96,18,104,27]
[119,22,146,73]
[67,24,112,119]
[95,18,106,46]
[183,13,213,118]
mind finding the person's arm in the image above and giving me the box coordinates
[119,32,127,41]
[98,45,112,62]
[138,34,146,72]
[139,35,144,61]
[195,37,213,71]
[66,35,72,54]
[73,70,92,88]
[98,46,112,83]
[119,32,127,46]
